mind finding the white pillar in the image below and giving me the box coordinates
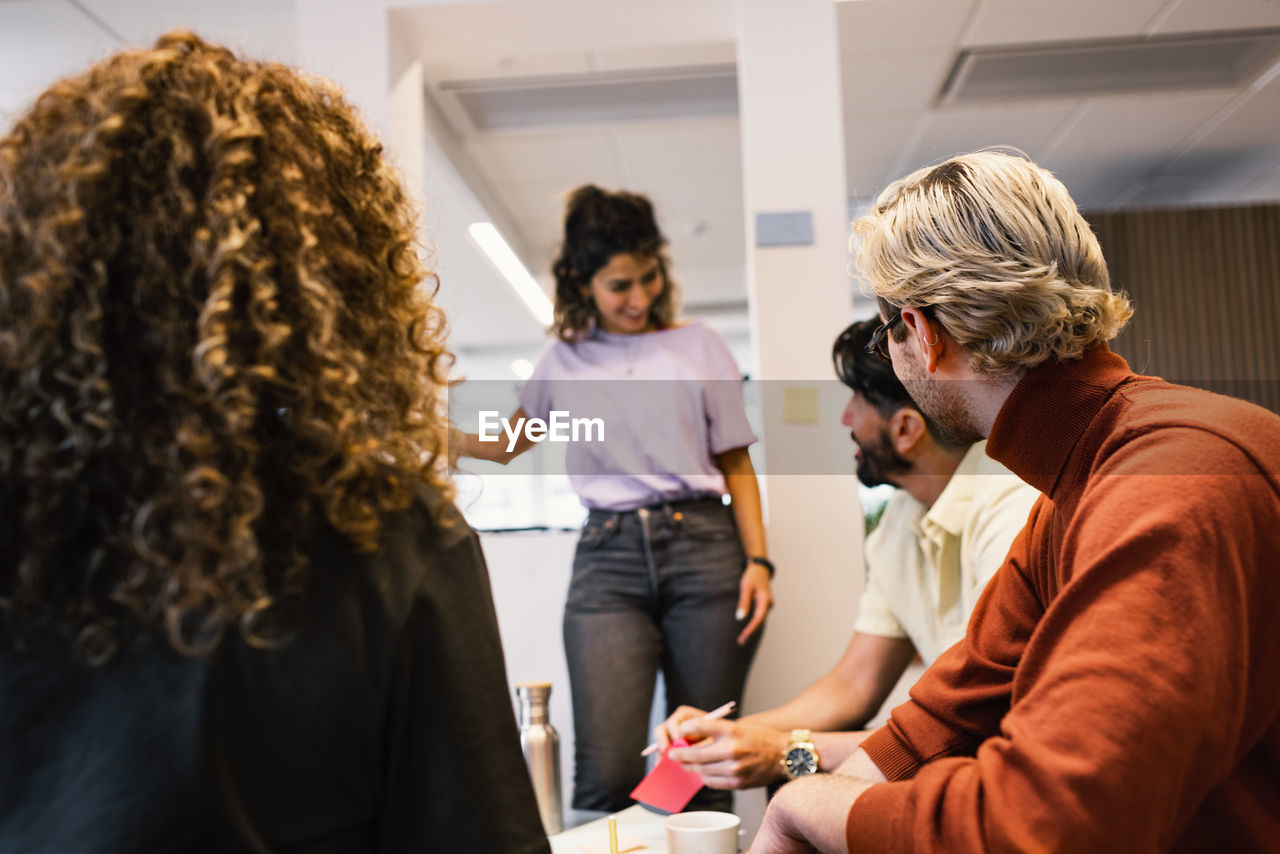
[734,0,864,832]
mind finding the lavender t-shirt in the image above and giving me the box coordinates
[518,321,756,511]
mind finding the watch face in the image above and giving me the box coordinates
[785,746,817,777]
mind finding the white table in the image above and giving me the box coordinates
[549,804,669,853]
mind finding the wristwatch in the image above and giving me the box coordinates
[781,729,821,780]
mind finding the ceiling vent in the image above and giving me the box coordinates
[431,64,738,133]
[940,29,1280,105]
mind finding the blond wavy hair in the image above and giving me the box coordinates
[853,148,1133,374]
[0,32,454,663]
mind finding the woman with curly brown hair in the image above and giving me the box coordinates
[463,185,772,814]
[0,31,549,854]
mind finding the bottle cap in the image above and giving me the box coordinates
[516,681,553,701]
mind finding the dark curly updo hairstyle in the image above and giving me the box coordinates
[0,32,454,664]
[550,184,679,340]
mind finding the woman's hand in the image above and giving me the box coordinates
[736,562,773,645]
[712,447,772,645]
[653,704,707,752]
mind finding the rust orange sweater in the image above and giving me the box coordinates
[849,347,1280,853]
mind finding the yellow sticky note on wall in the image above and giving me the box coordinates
[782,386,820,424]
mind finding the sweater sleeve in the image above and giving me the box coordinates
[849,431,1280,852]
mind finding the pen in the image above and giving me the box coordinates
[640,700,736,756]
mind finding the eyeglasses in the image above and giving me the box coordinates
[864,308,904,363]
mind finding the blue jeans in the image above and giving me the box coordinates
[563,498,762,812]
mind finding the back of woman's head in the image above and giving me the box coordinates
[0,31,453,663]
[550,184,678,339]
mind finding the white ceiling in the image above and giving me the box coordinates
[4,0,1280,376]
[398,0,1280,366]
[840,0,1280,210]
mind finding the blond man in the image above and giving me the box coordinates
[749,150,1280,854]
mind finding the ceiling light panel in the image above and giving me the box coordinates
[435,65,738,132]
[941,30,1280,105]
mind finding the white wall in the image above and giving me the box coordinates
[0,0,298,123]
[483,530,579,815]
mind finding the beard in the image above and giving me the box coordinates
[894,347,986,446]
[855,430,911,488]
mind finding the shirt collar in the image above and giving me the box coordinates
[986,345,1134,495]
[919,442,990,538]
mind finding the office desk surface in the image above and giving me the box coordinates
[549,804,668,853]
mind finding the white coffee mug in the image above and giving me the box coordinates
[664,811,741,854]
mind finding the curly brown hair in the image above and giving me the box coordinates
[550,184,679,340]
[0,31,454,663]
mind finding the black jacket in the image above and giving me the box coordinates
[0,489,551,854]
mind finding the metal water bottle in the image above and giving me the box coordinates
[516,681,563,835]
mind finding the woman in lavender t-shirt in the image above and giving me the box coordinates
[463,185,773,813]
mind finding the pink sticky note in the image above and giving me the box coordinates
[629,738,704,813]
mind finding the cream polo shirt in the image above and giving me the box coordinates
[854,441,1040,667]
